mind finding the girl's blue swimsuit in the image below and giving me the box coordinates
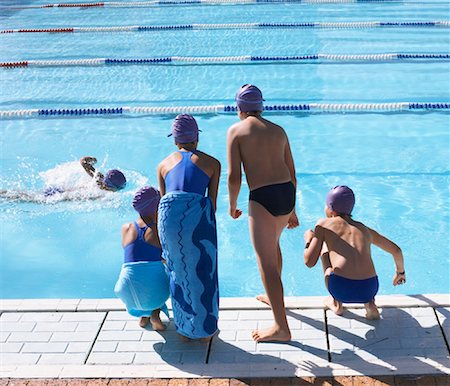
[164,151,210,195]
[328,273,379,304]
[123,222,162,263]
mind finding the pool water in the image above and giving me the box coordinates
[0,0,449,299]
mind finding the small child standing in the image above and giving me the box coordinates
[304,185,406,319]
[114,186,170,329]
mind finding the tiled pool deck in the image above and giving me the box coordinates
[1,294,449,380]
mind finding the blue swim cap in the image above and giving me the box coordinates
[326,186,355,215]
[44,186,64,197]
[103,169,126,190]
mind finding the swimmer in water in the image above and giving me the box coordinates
[0,156,126,202]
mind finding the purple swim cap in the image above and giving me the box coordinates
[132,186,161,217]
[326,186,355,215]
[169,114,200,143]
[235,84,264,112]
[103,169,126,190]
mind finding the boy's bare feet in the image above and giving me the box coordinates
[150,310,166,331]
[364,301,380,320]
[252,325,291,343]
[324,296,344,316]
[256,294,270,306]
[139,316,150,328]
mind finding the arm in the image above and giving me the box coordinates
[80,156,104,187]
[227,126,243,219]
[207,159,221,212]
[303,221,326,268]
[157,162,166,197]
[284,137,299,229]
[368,227,406,286]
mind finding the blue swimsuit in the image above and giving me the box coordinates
[164,151,210,196]
[123,222,162,263]
[328,273,379,304]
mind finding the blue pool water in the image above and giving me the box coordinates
[0,0,449,299]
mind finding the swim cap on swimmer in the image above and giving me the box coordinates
[235,84,264,112]
[103,169,126,190]
[326,185,355,215]
[168,114,201,143]
[132,186,161,217]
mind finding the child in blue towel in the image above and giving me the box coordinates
[115,186,170,329]
[303,186,406,319]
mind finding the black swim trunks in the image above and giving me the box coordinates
[249,181,296,216]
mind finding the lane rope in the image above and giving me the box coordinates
[2,53,449,68]
[2,21,449,34]
[1,102,449,119]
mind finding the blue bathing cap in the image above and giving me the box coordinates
[103,169,126,190]
[326,186,355,215]
[235,84,264,112]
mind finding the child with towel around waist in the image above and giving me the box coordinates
[114,186,170,329]
[303,186,406,319]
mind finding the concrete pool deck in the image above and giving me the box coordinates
[1,294,449,380]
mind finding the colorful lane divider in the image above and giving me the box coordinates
[0,0,413,10]
[2,21,449,34]
[1,53,449,69]
[1,103,449,119]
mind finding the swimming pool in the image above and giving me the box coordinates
[1,0,449,299]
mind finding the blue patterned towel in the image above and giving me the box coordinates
[158,191,219,339]
[114,261,170,318]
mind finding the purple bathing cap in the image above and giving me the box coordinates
[169,114,200,143]
[103,169,126,190]
[132,186,161,217]
[326,185,355,215]
[235,84,264,112]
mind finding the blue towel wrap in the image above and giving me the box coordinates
[114,260,170,318]
[158,191,219,339]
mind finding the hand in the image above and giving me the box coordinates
[393,272,406,286]
[229,205,242,219]
[81,156,97,164]
[287,211,299,229]
[303,229,314,243]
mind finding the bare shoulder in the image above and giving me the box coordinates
[121,222,134,236]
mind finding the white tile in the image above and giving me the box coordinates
[117,341,159,352]
[61,312,105,322]
[6,365,64,378]
[0,313,22,322]
[106,365,156,377]
[22,342,68,353]
[1,353,41,365]
[0,342,23,353]
[75,321,102,332]
[20,312,63,322]
[97,330,142,341]
[0,321,36,332]
[34,322,78,332]
[91,341,118,352]
[37,353,86,365]
[8,332,52,342]
[66,342,91,353]
[102,321,126,330]
[105,310,135,321]
[76,299,100,311]
[18,299,61,311]
[59,365,110,378]
[50,331,98,342]
[86,352,135,364]
[0,332,10,342]
[56,299,80,311]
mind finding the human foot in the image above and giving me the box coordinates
[365,302,380,320]
[139,317,150,328]
[324,296,344,316]
[251,325,291,343]
[150,311,166,331]
[256,294,271,306]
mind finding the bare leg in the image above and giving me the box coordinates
[256,245,282,306]
[249,201,291,342]
[150,309,166,331]
[320,252,344,316]
[364,300,380,320]
[139,316,150,328]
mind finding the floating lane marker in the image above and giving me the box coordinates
[1,103,449,119]
[2,53,449,68]
[2,21,449,34]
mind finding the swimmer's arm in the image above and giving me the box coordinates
[207,159,221,212]
[304,222,326,268]
[121,223,133,248]
[368,227,405,285]
[80,156,97,177]
[284,138,299,229]
[227,126,243,219]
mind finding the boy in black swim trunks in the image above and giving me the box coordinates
[227,84,299,342]
[304,185,406,319]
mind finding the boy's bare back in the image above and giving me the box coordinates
[316,216,377,280]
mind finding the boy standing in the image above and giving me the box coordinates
[304,185,405,319]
